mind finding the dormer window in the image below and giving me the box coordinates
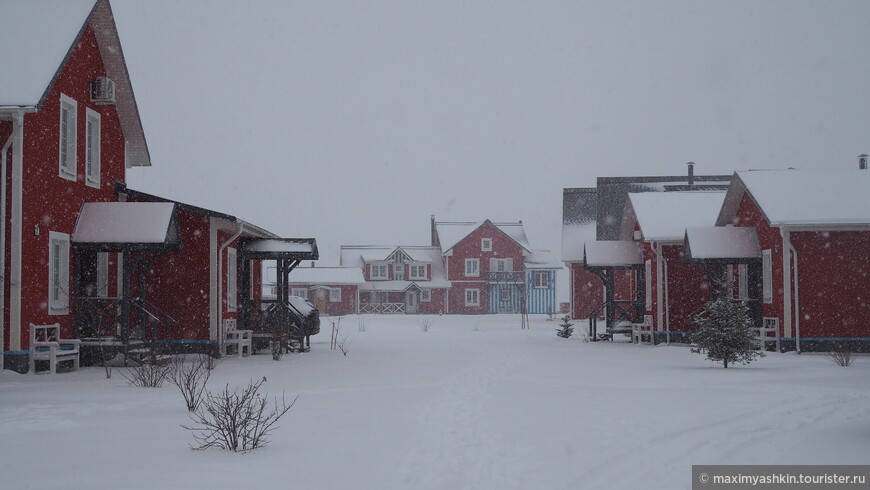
[481,238,492,251]
[370,264,388,280]
[410,264,427,280]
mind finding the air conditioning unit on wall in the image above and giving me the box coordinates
[90,77,116,104]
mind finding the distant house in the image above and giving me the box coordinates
[684,168,870,352]
[340,245,450,314]
[433,219,560,315]
[266,265,365,315]
[562,166,731,325]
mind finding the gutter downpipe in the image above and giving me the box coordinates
[217,220,246,345]
[780,227,800,353]
[1,126,14,370]
[663,246,671,345]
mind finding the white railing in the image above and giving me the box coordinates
[360,303,406,314]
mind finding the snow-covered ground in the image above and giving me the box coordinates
[2,315,868,490]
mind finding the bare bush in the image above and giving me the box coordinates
[182,377,298,452]
[358,316,366,332]
[418,318,433,332]
[337,334,351,356]
[828,345,854,367]
[122,358,171,388]
[169,354,217,411]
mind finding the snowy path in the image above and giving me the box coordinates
[2,315,869,490]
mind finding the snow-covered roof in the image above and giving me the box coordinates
[562,222,597,263]
[0,0,95,107]
[719,170,870,227]
[246,239,314,254]
[583,241,643,268]
[435,220,531,254]
[627,191,726,242]
[358,279,451,291]
[341,245,449,286]
[525,250,562,269]
[286,267,365,286]
[683,227,761,262]
[72,202,175,244]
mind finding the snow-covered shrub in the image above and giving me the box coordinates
[828,345,854,367]
[556,315,574,339]
[122,358,171,387]
[182,377,297,452]
[418,318,433,332]
[690,277,764,369]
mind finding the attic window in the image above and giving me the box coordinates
[481,238,492,251]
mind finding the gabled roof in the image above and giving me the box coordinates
[72,201,180,252]
[340,245,450,289]
[625,191,726,242]
[718,170,870,228]
[683,227,761,264]
[0,0,150,167]
[434,220,531,255]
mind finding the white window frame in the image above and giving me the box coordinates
[85,108,100,187]
[227,248,238,311]
[762,249,772,304]
[465,288,480,306]
[481,238,492,251]
[534,271,550,289]
[644,259,652,310]
[329,287,341,302]
[492,258,510,272]
[409,264,427,280]
[500,287,512,302]
[291,288,308,299]
[58,94,77,181]
[420,289,431,302]
[370,263,387,280]
[465,258,480,277]
[48,231,71,315]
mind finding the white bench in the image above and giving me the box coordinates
[29,323,81,374]
[221,318,254,357]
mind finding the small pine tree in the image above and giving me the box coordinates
[690,277,764,368]
[556,315,574,339]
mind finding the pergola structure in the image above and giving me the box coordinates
[582,240,645,340]
[237,237,319,344]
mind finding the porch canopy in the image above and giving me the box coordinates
[583,240,643,270]
[237,237,319,335]
[682,227,761,265]
[71,202,180,252]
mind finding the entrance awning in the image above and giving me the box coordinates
[71,202,180,252]
[683,227,761,265]
[238,238,319,261]
[583,241,644,270]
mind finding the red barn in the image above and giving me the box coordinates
[687,169,870,352]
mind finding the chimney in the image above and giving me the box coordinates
[859,154,868,170]
[430,215,436,246]
[686,161,695,186]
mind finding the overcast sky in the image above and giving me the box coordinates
[112,0,870,298]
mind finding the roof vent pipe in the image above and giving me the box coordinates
[859,154,868,170]
[686,162,695,186]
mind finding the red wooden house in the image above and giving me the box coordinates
[266,265,365,316]
[684,168,870,352]
[1,0,146,370]
[620,191,726,343]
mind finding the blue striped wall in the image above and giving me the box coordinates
[526,270,557,314]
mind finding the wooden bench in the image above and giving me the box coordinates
[29,323,81,374]
[221,319,254,357]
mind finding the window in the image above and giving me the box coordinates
[330,287,342,302]
[500,287,512,302]
[644,260,652,310]
[48,231,71,314]
[96,252,109,297]
[534,271,550,289]
[370,264,387,280]
[762,250,772,304]
[465,288,480,306]
[227,248,237,311]
[738,264,749,300]
[59,94,77,180]
[481,238,492,251]
[410,264,427,280]
[421,289,431,302]
[465,258,479,277]
[491,258,511,272]
[393,263,404,281]
[291,288,308,299]
[85,108,100,187]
